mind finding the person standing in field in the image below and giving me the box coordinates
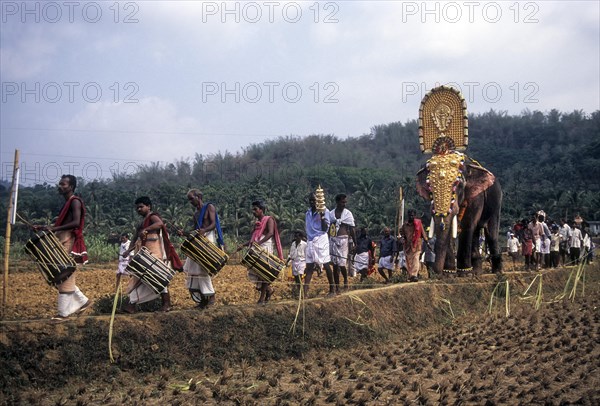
[237,200,283,304]
[182,189,225,309]
[35,174,92,322]
[569,223,584,265]
[304,193,335,297]
[399,209,428,282]
[121,196,182,313]
[507,232,521,271]
[116,232,133,291]
[328,193,356,292]
[377,227,398,283]
[286,230,307,298]
[354,227,375,282]
[550,226,561,268]
[558,218,572,266]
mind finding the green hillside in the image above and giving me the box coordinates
[2,109,599,250]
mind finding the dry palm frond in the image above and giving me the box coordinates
[168,377,203,391]
[488,282,500,315]
[568,258,587,301]
[521,273,543,310]
[436,296,455,320]
[108,283,121,363]
[505,280,511,316]
[555,258,587,301]
[289,280,305,337]
[556,266,576,300]
[342,294,375,331]
[489,280,510,317]
[534,273,543,310]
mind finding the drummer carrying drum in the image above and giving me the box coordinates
[33,174,92,322]
[236,200,284,305]
[181,189,226,309]
[121,196,182,313]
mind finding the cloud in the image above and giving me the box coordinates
[1,0,598,180]
[0,25,61,80]
[65,97,207,162]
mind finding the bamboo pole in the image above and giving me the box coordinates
[396,187,404,237]
[400,187,405,228]
[2,149,20,317]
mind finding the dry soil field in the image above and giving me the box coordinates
[1,259,599,405]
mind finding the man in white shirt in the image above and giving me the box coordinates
[506,233,521,271]
[570,223,584,265]
[305,193,334,297]
[116,233,133,290]
[559,219,572,266]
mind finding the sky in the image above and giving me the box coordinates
[1,0,599,185]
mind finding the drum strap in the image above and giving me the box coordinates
[144,212,183,270]
[128,277,145,294]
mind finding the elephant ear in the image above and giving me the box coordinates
[416,166,430,200]
[464,164,495,203]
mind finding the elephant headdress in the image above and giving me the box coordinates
[415,85,502,275]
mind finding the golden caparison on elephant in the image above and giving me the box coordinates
[416,151,502,275]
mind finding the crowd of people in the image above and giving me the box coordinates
[32,175,596,322]
[31,175,437,321]
[507,210,595,271]
[263,193,430,300]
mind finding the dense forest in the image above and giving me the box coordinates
[2,109,599,250]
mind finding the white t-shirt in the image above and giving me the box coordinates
[288,240,307,262]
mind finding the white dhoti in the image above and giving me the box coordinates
[117,259,130,275]
[57,287,89,317]
[126,280,161,304]
[306,233,331,265]
[330,235,349,266]
[55,231,89,317]
[127,237,168,305]
[398,251,407,268]
[354,252,369,271]
[540,236,550,254]
[291,259,306,276]
[378,255,394,271]
[184,230,216,298]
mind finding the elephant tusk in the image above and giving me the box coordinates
[429,217,434,238]
[452,216,458,239]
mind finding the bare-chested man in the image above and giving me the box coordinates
[328,194,356,292]
[122,196,181,313]
[236,200,283,304]
[182,189,225,309]
[35,174,91,322]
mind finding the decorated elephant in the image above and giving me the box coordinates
[416,151,502,275]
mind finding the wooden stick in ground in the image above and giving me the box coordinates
[2,149,19,318]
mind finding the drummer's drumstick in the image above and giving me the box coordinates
[16,212,36,229]
[166,221,191,237]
